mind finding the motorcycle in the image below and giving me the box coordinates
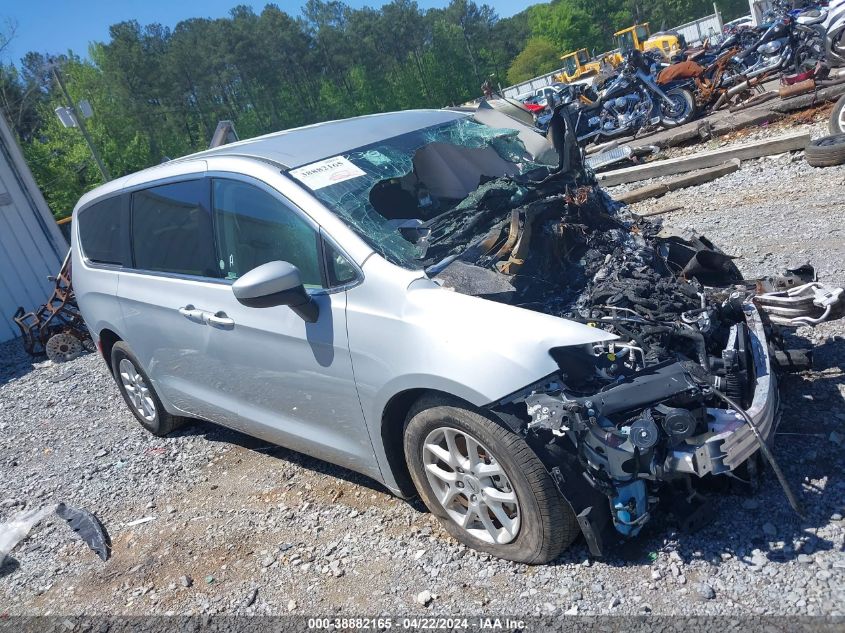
[561,50,697,145]
[825,0,845,65]
[656,46,745,113]
[731,12,802,80]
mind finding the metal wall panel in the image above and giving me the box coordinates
[0,115,67,343]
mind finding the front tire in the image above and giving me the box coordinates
[111,341,185,436]
[660,87,697,127]
[830,95,845,135]
[403,394,579,564]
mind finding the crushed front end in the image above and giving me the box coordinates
[514,298,781,551]
[423,116,843,554]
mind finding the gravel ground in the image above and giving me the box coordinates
[1,119,844,618]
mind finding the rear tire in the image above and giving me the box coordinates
[111,341,185,436]
[805,133,845,167]
[660,87,697,127]
[403,394,579,564]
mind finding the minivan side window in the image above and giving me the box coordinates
[131,180,219,278]
[323,240,358,287]
[211,179,324,288]
[77,195,129,265]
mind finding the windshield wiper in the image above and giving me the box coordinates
[424,254,461,276]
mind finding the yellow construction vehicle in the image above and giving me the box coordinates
[555,49,597,83]
[613,23,685,60]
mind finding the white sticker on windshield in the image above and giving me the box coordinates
[290,156,367,190]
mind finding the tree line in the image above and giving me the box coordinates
[0,0,747,216]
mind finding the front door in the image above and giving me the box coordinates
[200,176,378,477]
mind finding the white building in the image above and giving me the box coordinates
[0,113,68,343]
[748,0,777,26]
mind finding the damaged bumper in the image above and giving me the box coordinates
[667,303,779,477]
[515,300,789,552]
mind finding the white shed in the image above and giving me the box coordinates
[0,113,68,343]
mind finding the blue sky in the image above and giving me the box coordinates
[2,0,542,63]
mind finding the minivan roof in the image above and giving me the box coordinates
[182,109,467,169]
[74,109,469,212]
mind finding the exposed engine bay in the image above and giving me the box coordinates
[417,118,842,554]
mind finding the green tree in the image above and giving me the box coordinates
[507,36,560,83]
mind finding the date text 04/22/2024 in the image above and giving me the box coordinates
[306,617,527,630]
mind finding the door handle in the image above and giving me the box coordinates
[206,312,235,329]
[178,305,206,322]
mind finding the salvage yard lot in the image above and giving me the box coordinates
[1,118,845,617]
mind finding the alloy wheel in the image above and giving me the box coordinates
[119,358,157,423]
[422,426,520,544]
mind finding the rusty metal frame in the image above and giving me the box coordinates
[12,252,91,356]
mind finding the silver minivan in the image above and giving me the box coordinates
[72,109,787,563]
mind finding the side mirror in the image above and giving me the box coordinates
[231,261,319,323]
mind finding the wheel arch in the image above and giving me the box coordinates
[97,327,122,372]
[378,387,528,499]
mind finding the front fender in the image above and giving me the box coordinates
[345,256,617,493]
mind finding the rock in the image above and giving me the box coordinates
[590,582,603,593]
[751,553,769,567]
[564,605,578,615]
[829,431,844,447]
[762,522,777,537]
[179,575,193,588]
[288,599,297,612]
[651,570,661,581]
[243,587,258,607]
[416,590,434,606]
[697,583,716,600]
[608,596,620,609]
[798,554,814,564]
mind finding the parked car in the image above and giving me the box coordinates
[71,109,825,563]
[724,15,754,32]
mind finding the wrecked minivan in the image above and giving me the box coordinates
[71,107,843,563]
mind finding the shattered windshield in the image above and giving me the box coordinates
[287,118,547,270]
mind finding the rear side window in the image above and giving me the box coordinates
[77,196,129,265]
[211,179,324,287]
[131,180,219,277]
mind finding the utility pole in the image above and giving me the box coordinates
[50,61,111,182]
